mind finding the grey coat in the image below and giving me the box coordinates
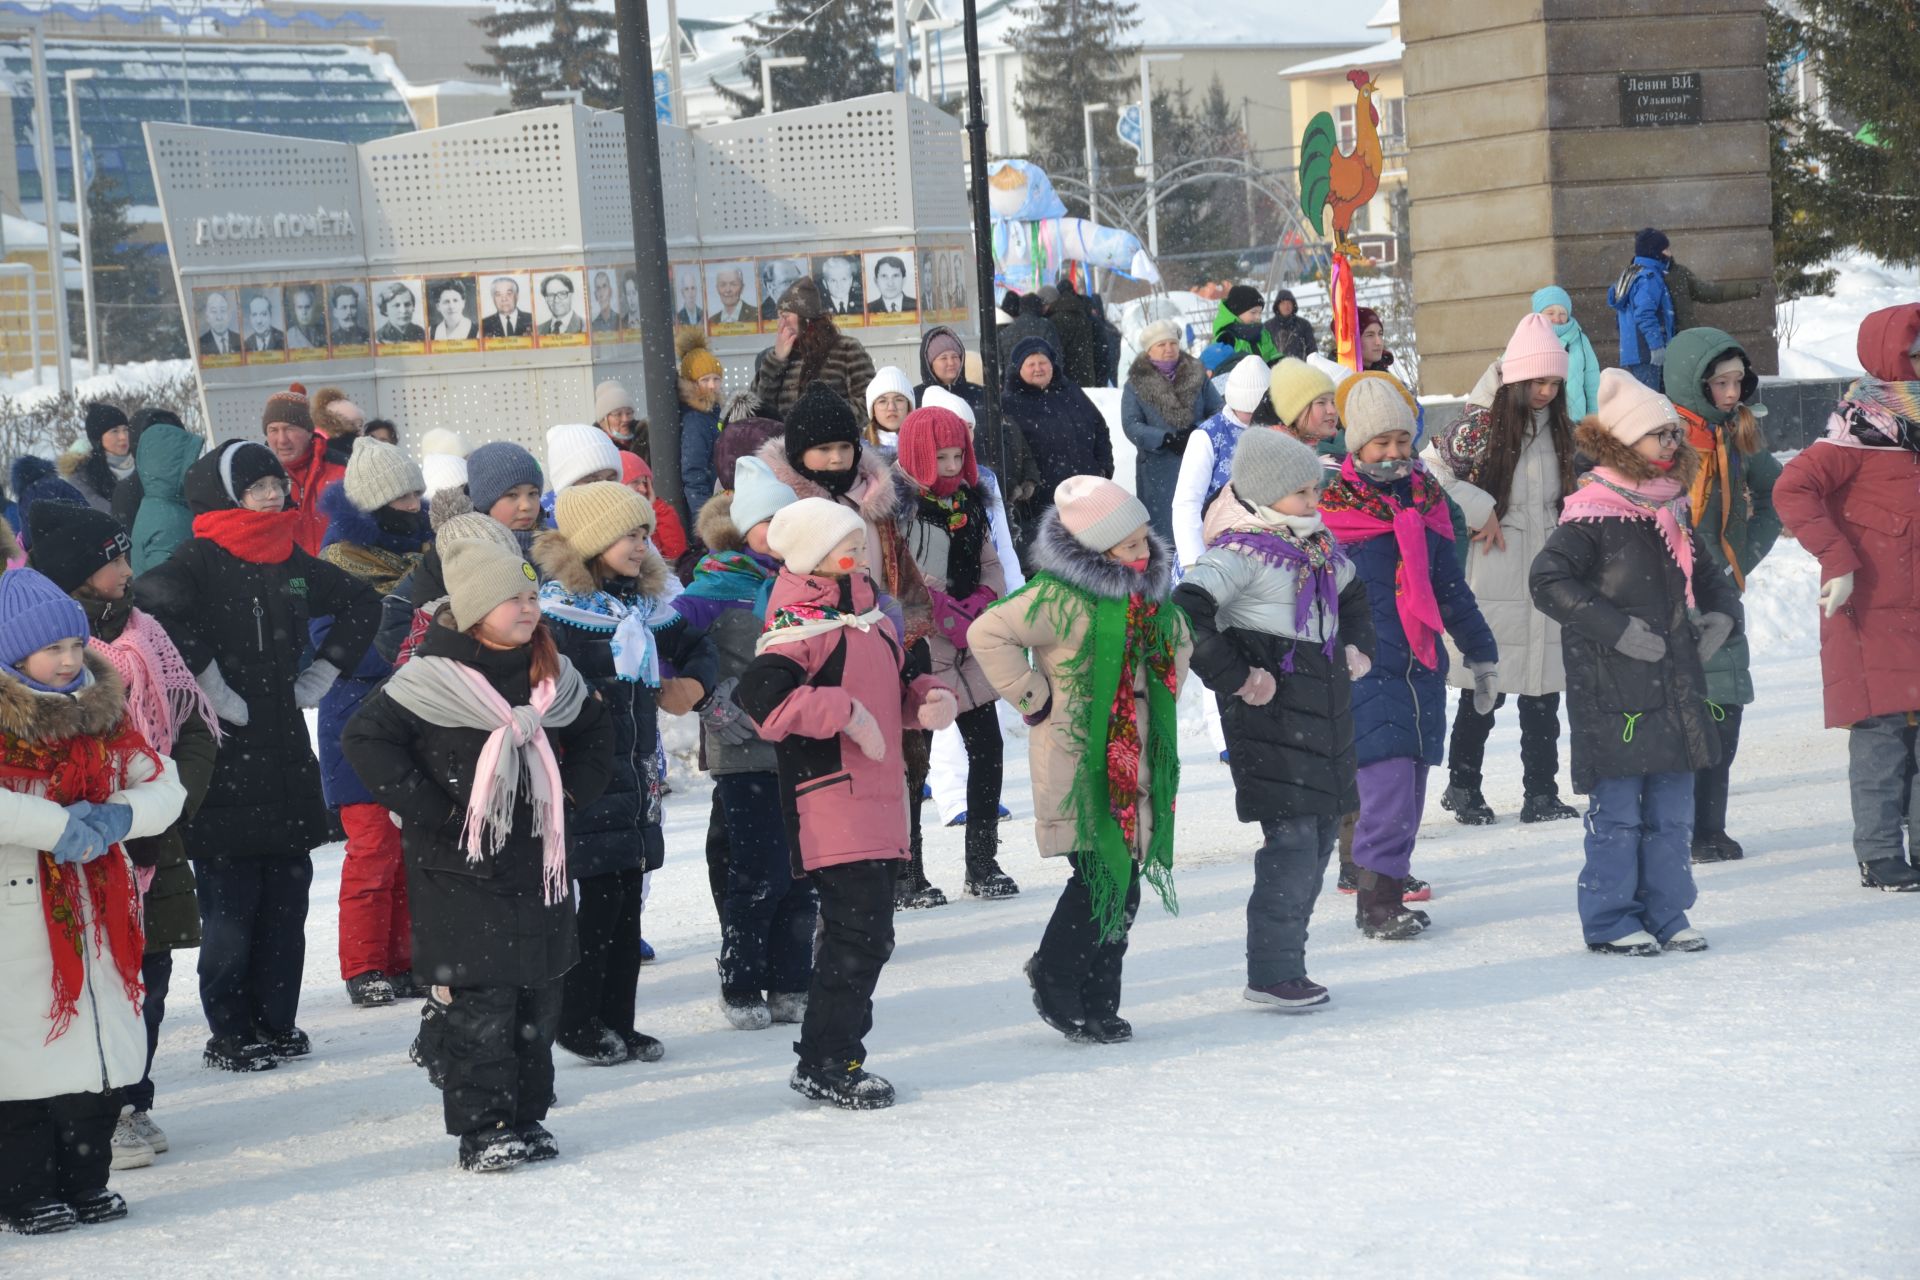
[1120,353,1222,545]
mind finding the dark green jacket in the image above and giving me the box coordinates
[130,422,203,576]
[1667,260,1764,335]
[1664,326,1782,706]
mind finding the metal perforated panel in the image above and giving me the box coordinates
[360,113,583,265]
[908,96,970,234]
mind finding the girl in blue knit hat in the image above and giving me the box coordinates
[1532,286,1602,421]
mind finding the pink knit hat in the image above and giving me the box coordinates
[1593,367,1678,445]
[1054,475,1149,552]
[1501,312,1570,385]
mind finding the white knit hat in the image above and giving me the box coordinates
[545,422,622,491]
[1132,318,1180,352]
[731,454,799,534]
[921,384,975,429]
[864,364,915,417]
[342,434,424,512]
[768,496,866,575]
[593,380,633,421]
[1224,356,1272,414]
[419,427,470,497]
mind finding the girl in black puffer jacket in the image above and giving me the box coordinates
[533,483,713,1066]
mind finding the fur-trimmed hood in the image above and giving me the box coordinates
[1126,350,1209,425]
[319,479,430,555]
[695,491,746,553]
[1573,419,1701,488]
[1029,507,1174,603]
[755,435,909,526]
[530,526,670,599]
[0,649,126,742]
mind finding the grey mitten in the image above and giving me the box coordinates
[293,659,341,709]
[1469,661,1499,716]
[1614,617,1668,663]
[1695,611,1735,664]
[196,662,250,727]
[1650,347,1667,368]
[698,677,759,748]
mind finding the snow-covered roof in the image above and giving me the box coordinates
[1369,0,1399,29]
[1279,36,1404,79]
[1,214,79,251]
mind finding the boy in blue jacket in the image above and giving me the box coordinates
[1608,227,1676,392]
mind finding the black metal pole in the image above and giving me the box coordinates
[614,0,686,513]
[961,0,1008,491]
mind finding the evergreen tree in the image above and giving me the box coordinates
[1145,84,1236,287]
[1767,8,1837,299]
[712,0,899,117]
[1009,0,1140,216]
[73,175,186,364]
[470,0,620,111]
[1777,0,1920,272]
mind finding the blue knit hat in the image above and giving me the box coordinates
[0,567,90,689]
[1531,285,1573,315]
[1634,227,1670,260]
[465,442,543,517]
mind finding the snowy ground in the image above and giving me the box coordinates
[1776,255,1920,380]
[9,538,1920,1277]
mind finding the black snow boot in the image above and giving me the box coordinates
[1,1198,77,1235]
[1355,870,1425,940]
[67,1189,127,1225]
[893,840,948,910]
[259,1026,311,1060]
[1024,954,1096,1042]
[789,1058,896,1110]
[203,1034,277,1073]
[1860,858,1920,892]
[459,1123,528,1173]
[1520,793,1579,823]
[963,828,1019,900]
[411,991,451,1088]
[1441,784,1496,825]
[557,1023,629,1066]
[517,1122,559,1162]
[619,1029,666,1063]
[345,970,395,1007]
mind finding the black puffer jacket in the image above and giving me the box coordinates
[341,621,613,987]
[1001,334,1114,498]
[134,446,379,858]
[531,530,715,880]
[1528,424,1743,793]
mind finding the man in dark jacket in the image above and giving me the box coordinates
[1264,289,1317,362]
[995,292,1063,373]
[135,440,379,1072]
[1046,277,1104,389]
[1666,258,1765,334]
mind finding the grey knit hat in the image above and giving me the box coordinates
[1231,428,1324,507]
[342,434,425,512]
[444,539,540,631]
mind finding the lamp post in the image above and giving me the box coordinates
[65,66,97,376]
[892,0,910,94]
[914,18,956,101]
[664,0,683,124]
[760,56,806,115]
[959,0,1009,495]
[1138,52,1182,262]
[1082,102,1110,292]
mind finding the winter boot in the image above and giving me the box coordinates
[1440,784,1496,825]
[1244,977,1331,1009]
[411,992,451,1088]
[1662,928,1710,953]
[1520,793,1579,823]
[125,1110,168,1155]
[1084,1014,1133,1043]
[557,1023,629,1066]
[767,991,808,1024]
[638,938,656,964]
[721,989,773,1031]
[203,1034,277,1073]
[67,1189,127,1225]
[1588,930,1662,956]
[1355,870,1424,941]
[789,1058,897,1110]
[345,971,395,1007]
[893,839,948,909]
[387,970,426,1000]
[1859,858,1920,892]
[0,1198,76,1234]
[963,828,1020,900]
[1336,861,1358,895]
[1402,875,1432,903]
[620,1029,666,1063]
[1690,832,1745,863]
[517,1122,559,1162]
[1023,954,1096,1042]
[110,1106,155,1170]
[259,1026,311,1060]
[458,1123,529,1173]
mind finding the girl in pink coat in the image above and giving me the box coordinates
[735,497,956,1111]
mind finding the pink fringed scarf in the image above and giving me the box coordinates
[1559,469,1696,606]
[1319,456,1456,667]
[90,608,222,757]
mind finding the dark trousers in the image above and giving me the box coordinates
[1693,703,1744,838]
[1448,688,1564,797]
[122,951,173,1114]
[193,854,313,1041]
[441,979,562,1139]
[704,787,730,923]
[561,867,644,1043]
[1035,852,1142,1020]
[1848,712,1920,864]
[0,1090,120,1209]
[717,772,817,997]
[905,702,1006,876]
[798,860,898,1067]
[1248,815,1339,986]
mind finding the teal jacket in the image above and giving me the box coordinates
[130,422,203,575]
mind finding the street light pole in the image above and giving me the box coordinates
[760,56,806,115]
[959,0,1010,496]
[892,0,910,94]
[65,66,96,376]
[1138,52,1181,263]
[664,0,683,125]
[1082,101,1110,293]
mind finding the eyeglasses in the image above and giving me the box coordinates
[245,477,288,501]
[1647,428,1685,447]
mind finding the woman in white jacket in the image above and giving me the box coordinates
[1422,313,1581,825]
[0,569,185,1235]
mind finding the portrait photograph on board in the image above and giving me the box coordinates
[620,267,643,339]
[282,282,330,360]
[704,260,760,336]
[426,275,481,353]
[326,281,371,355]
[588,268,623,342]
[534,268,589,347]
[238,286,288,363]
[942,247,971,321]
[811,252,864,322]
[864,250,918,325]
[193,285,245,368]
[672,261,705,328]
[372,278,428,355]
[479,272,535,349]
[759,256,807,321]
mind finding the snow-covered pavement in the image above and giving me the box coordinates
[9,542,1919,1278]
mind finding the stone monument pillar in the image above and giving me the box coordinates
[1403,2,1775,396]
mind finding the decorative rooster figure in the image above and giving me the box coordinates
[1298,68,1384,260]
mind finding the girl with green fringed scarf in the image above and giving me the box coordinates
[971,476,1191,1045]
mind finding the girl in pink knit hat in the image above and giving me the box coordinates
[971,476,1192,1044]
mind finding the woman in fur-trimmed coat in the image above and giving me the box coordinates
[1120,328,1223,545]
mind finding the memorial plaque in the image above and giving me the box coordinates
[1620,72,1703,128]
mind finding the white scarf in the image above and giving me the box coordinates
[537,576,682,685]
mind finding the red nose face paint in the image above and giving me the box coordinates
[1122,557,1150,572]
[836,555,857,571]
